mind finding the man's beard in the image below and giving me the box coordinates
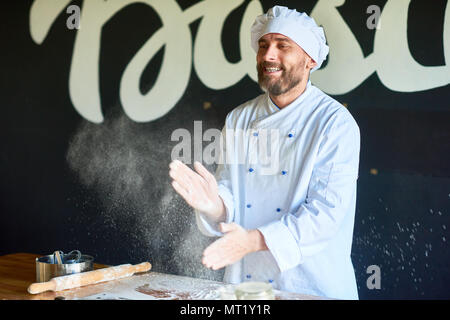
[257,61,305,96]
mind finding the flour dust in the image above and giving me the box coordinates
[66,111,222,281]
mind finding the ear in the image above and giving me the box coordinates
[307,57,318,70]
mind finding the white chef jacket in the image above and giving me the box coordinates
[195,81,360,300]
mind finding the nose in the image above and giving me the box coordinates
[259,44,278,62]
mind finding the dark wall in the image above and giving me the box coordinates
[1,0,449,299]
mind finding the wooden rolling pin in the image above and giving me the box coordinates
[28,262,151,294]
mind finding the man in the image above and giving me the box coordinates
[169,6,360,300]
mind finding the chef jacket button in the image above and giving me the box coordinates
[249,168,254,172]
[247,204,251,208]
[268,279,274,283]
[253,132,258,137]
[288,133,294,138]
[246,274,252,279]
[276,208,281,212]
[281,170,287,175]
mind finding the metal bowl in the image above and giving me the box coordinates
[35,254,94,282]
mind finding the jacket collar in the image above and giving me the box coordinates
[253,80,314,129]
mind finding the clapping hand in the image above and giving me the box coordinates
[169,160,268,270]
[169,160,225,223]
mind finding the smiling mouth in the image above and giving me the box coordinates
[264,67,282,73]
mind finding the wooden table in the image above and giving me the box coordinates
[0,253,327,300]
[0,253,109,300]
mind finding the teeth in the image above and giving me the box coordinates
[266,67,280,72]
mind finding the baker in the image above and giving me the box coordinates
[169,5,360,300]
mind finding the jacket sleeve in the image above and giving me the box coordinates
[195,122,235,237]
[257,110,361,272]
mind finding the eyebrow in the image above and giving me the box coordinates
[258,37,292,44]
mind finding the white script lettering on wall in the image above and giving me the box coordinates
[311,0,450,94]
[30,0,450,123]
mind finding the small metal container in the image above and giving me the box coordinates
[234,281,275,300]
[35,252,94,282]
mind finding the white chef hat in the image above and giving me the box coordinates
[250,5,329,72]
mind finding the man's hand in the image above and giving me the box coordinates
[169,160,225,223]
[202,222,268,270]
